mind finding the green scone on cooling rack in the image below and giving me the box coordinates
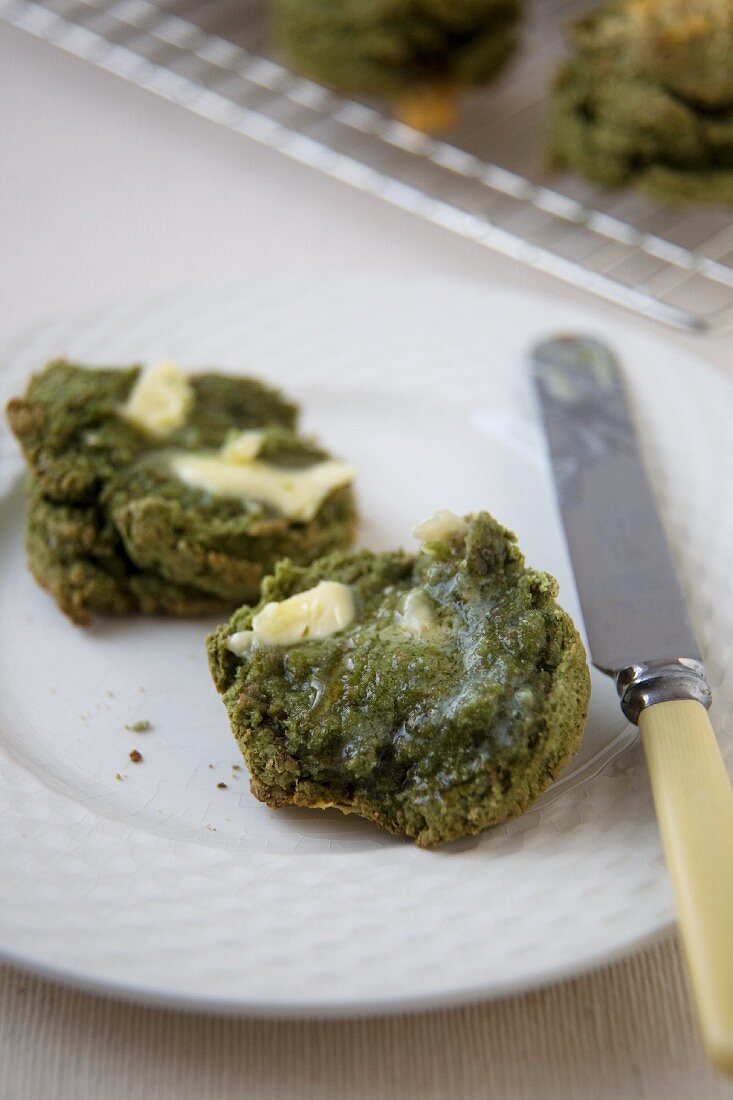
[273,0,522,132]
[549,0,733,203]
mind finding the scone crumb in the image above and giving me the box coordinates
[129,749,143,764]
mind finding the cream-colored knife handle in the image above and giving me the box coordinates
[639,699,733,1073]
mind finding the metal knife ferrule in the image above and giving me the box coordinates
[614,658,712,724]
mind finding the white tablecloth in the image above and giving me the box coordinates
[2,22,733,1098]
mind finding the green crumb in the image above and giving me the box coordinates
[125,720,151,733]
[207,511,590,848]
[114,773,123,781]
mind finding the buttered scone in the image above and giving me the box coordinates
[207,511,590,848]
[7,360,357,623]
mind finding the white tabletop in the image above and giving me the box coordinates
[3,21,733,1099]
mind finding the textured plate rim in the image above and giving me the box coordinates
[0,923,672,1018]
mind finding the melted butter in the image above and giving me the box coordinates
[226,630,256,657]
[169,449,355,522]
[121,360,193,438]
[413,510,467,545]
[227,581,354,651]
[397,589,434,638]
[220,430,265,463]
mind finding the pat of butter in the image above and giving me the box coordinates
[220,430,265,463]
[413,510,467,544]
[122,360,193,439]
[397,589,434,637]
[227,581,354,652]
[169,452,355,522]
[227,630,256,657]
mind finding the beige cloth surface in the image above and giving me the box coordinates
[3,22,733,1100]
[3,935,733,1100]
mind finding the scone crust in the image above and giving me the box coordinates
[25,485,228,625]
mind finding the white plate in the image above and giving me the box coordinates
[1,275,731,1016]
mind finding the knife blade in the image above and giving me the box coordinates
[532,333,733,1075]
[531,335,710,721]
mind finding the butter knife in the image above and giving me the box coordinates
[532,335,733,1073]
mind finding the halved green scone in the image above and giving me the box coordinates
[26,482,227,626]
[207,511,590,848]
[7,360,358,621]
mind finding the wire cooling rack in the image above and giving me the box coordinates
[4,0,733,332]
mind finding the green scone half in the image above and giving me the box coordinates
[7,360,357,622]
[207,511,591,848]
[25,482,229,626]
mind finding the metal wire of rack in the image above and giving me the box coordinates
[4,0,733,332]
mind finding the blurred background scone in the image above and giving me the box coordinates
[549,0,733,202]
[273,0,523,132]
